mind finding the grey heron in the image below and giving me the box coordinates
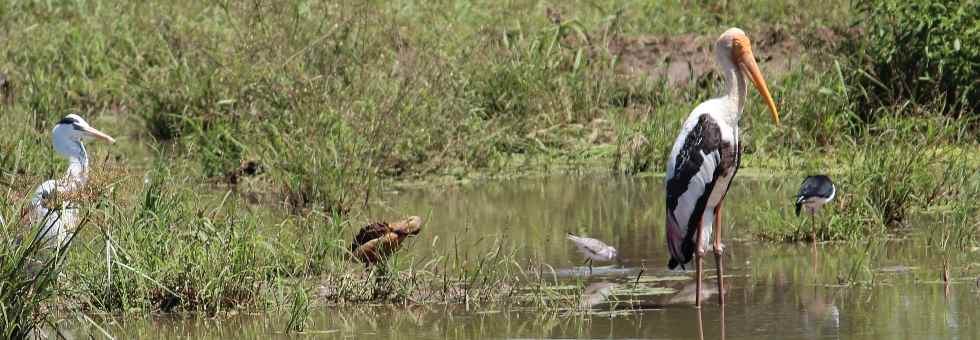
[24,114,115,249]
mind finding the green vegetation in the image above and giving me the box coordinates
[849,0,978,116]
[1,213,84,338]
[0,0,976,336]
[745,0,978,243]
[46,164,530,314]
[751,137,978,242]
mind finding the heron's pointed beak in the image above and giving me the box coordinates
[737,50,780,125]
[79,125,116,144]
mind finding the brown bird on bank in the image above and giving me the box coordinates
[350,216,423,265]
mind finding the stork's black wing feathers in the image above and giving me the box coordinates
[665,115,738,269]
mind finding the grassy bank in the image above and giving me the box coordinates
[0,0,976,329]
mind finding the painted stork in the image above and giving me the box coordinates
[566,233,617,275]
[665,28,780,307]
[350,216,423,266]
[796,175,836,242]
[23,114,115,248]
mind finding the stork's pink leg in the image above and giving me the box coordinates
[695,217,705,308]
[714,204,725,306]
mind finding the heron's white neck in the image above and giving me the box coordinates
[55,139,89,189]
[717,51,747,127]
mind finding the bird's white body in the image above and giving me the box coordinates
[799,188,835,214]
[567,234,617,262]
[24,114,114,248]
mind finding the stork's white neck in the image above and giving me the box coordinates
[717,50,747,127]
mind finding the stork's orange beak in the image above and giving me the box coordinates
[736,48,780,125]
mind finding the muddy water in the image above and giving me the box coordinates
[100,176,978,339]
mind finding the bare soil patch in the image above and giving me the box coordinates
[608,27,849,84]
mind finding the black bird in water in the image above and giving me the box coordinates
[795,175,836,241]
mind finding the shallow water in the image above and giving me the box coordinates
[85,176,979,339]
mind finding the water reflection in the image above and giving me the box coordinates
[579,281,616,309]
[668,281,720,305]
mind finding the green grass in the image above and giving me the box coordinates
[847,0,978,115]
[750,135,978,243]
[1,209,86,338]
[43,165,534,315]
